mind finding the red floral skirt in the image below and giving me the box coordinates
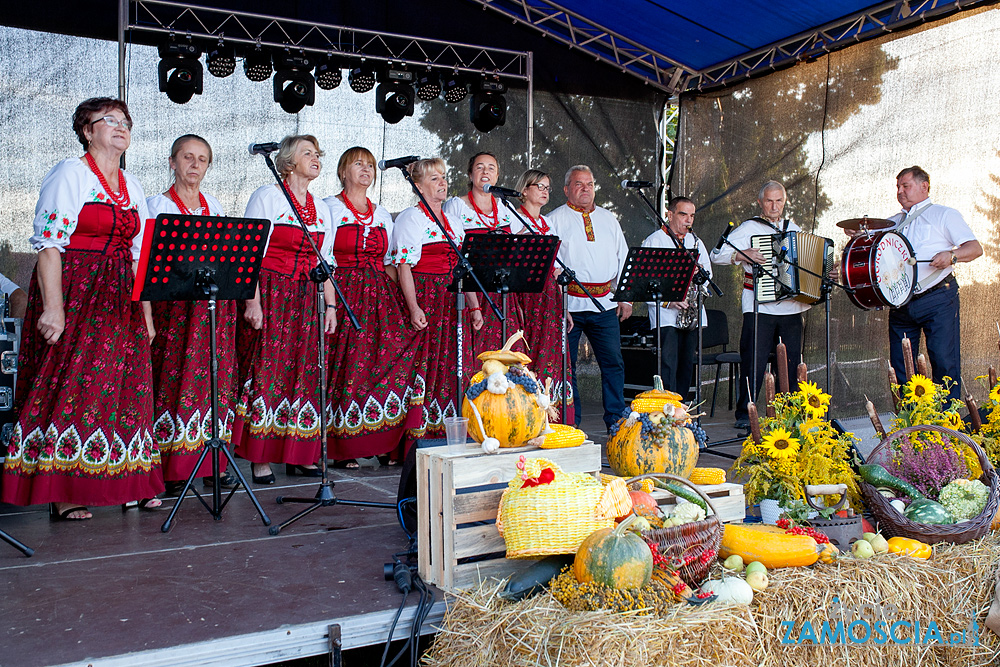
[518,274,575,424]
[2,251,163,507]
[231,270,324,466]
[150,299,237,481]
[411,271,465,439]
[327,266,424,460]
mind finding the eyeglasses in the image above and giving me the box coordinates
[90,116,133,131]
[533,183,551,192]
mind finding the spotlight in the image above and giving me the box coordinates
[415,70,441,102]
[243,45,272,82]
[205,40,235,78]
[441,71,468,103]
[470,76,507,133]
[375,65,415,124]
[315,54,343,90]
[158,39,203,104]
[348,60,377,93]
[273,51,315,114]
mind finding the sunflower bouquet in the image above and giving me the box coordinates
[732,381,862,509]
[969,375,1000,469]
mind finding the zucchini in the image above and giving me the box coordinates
[858,463,925,500]
[653,479,708,512]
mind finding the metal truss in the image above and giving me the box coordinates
[470,0,993,93]
[126,0,529,80]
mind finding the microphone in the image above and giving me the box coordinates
[483,183,522,198]
[377,155,420,171]
[713,221,736,251]
[248,142,280,155]
[621,180,654,189]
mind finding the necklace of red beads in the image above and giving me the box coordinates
[339,192,377,248]
[85,153,130,208]
[419,202,455,239]
[167,185,209,216]
[284,181,317,224]
[467,191,501,230]
[519,206,550,234]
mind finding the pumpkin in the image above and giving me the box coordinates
[573,514,653,589]
[630,375,686,413]
[629,490,659,516]
[702,577,754,606]
[606,412,698,479]
[718,524,821,569]
[886,536,931,559]
[817,542,839,564]
[461,331,548,448]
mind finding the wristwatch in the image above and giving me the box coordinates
[950,251,958,265]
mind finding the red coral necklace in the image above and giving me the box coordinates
[85,153,129,208]
[167,185,208,215]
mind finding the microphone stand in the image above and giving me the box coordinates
[252,152,389,536]
[495,193,606,425]
[394,167,503,412]
[626,187,722,419]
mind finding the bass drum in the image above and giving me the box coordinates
[842,231,916,310]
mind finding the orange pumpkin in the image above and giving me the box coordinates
[606,414,698,479]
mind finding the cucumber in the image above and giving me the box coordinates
[858,463,926,500]
[653,479,708,513]
[499,554,574,601]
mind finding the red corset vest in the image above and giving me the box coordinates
[262,225,324,279]
[66,201,139,259]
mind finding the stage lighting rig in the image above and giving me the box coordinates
[158,38,203,104]
[470,76,506,132]
[441,71,469,103]
[348,60,377,93]
[315,54,343,90]
[205,40,235,78]
[273,50,316,114]
[415,69,441,102]
[376,65,415,124]
[243,45,272,82]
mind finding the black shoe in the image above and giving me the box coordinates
[286,464,323,477]
[164,480,187,496]
[251,467,275,485]
[734,418,750,430]
[203,471,238,488]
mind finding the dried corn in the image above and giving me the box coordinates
[688,467,726,485]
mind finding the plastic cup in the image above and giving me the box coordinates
[444,417,469,453]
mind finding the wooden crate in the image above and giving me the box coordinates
[648,482,745,524]
[416,441,601,594]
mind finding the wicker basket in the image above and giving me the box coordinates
[497,457,632,559]
[859,424,1000,545]
[630,473,723,586]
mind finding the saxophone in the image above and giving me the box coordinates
[674,232,702,330]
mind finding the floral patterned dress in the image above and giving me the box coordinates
[2,158,164,507]
[389,204,466,439]
[322,196,425,460]
[442,196,523,356]
[231,184,334,466]
[146,192,237,481]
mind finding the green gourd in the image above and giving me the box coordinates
[858,463,926,500]
[903,498,955,525]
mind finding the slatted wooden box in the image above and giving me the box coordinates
[416,441,602,594]
[648,482,746,524]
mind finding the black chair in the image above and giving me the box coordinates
[700,309,741,416]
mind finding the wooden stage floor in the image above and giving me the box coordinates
[0,407,748,667]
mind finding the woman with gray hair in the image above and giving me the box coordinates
[232,134,337,484]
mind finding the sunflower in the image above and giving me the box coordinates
[905,374,936,404]
[760,427,801,461]
[943,411,964,431]
[798,381,831,417]
[990,384,1000,405]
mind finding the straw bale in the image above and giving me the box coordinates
[422,534,1000,667]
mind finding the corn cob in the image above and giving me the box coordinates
[538,423,585,449]
[689,467,726,485]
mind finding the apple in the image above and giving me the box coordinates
[852,539,875,559]
[746,571,769,591]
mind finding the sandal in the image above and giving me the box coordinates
[49,503,92,521]
[333,459,360,470]
[121,498,164,512]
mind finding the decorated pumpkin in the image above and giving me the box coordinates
[461,331,548,448]
[606,409,698,479]
[630,375,688,416]
[573,514,653,589]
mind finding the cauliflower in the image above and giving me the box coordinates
[937,478,989,520]
[670,500,706,523]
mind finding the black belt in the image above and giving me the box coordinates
[911,276,956,301]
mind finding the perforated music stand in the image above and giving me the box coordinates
[452,233,560,342]
[613,247,698,382]
[131,213,273,531]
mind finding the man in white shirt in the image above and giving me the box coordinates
[879,166,980,400]
[0,272,26,319]
[548,165,631,431]
[710,181,810,429]
[640,196,711,399]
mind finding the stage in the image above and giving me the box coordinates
[0,406,747,667]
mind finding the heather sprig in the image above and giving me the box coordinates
[885,432,968,500]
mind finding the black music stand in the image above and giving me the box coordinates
[613,247,698,383]
[132,213,273,531]
[454,233,560,342]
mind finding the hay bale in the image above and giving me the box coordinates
[422,534,1000,666]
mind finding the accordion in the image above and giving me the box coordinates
[750,231,834,305]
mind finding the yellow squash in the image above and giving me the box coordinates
[885,536,931,559]
[718,524,821,569]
